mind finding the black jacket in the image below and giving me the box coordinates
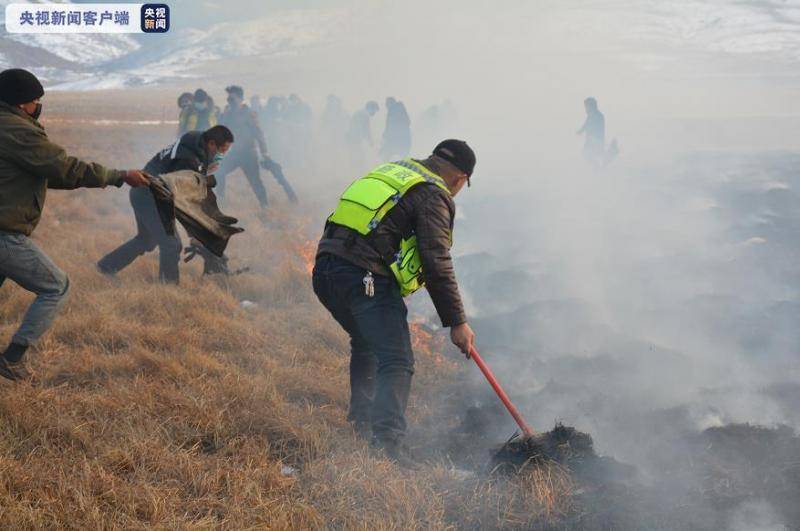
[317,162,466,327]
[144,131,210,176]
[220,104,267,155]
[143,132,242,256]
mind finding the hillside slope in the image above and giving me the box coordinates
[5,92,799,530]
[0,96,570,529]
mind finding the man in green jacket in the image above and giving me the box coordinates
[0,68,149,381]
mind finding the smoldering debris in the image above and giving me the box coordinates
[426,380,800,528]
[493,423,595,469]
[488,422,639,488]
[440,399,636,486]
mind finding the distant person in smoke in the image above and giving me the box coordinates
[380,97,412,160]
[283,94,313,167]
[346,100,379,168]
[313,140,477,466]
[286,94,313,133]
[577,97,618,168]
[181,88,220,133]
[0,68,150,381]
[321,94,349,146]
[97,125,234,284]
[577,97,604,163]
[217,86,298,206]
[176,92,194,135]
[262,95,288,161]
[216,85,271,209]
[249,95,263,116]
[418,99,458,148]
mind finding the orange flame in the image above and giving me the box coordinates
[410,322,447,365]
[296,240,315,275]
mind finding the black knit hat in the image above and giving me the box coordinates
[0,69,44,105]
[225,85,244,99]
[433,139,476,177]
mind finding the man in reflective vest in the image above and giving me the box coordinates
[313,139,476,464]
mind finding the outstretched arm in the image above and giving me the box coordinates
[8,125,144,189]
[413,189,467,328]
[413,188,474,355]
[250,110,269,157]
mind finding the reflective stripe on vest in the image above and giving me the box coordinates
[327,159,451,296]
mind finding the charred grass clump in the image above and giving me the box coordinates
[493,424,596,472]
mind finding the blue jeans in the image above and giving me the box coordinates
[312,253,414,443]
[0,232,70,347]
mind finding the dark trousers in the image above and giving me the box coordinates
[216,149,268,207]
[312,254,414,443]
[97,187,182,283]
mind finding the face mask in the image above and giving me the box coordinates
[212,152,225,164]
[29,103,42,120]
[194,101,206,111]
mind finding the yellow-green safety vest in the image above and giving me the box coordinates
[327,159,451,296]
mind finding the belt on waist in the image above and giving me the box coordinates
[323,224,394,264]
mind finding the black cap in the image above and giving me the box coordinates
[0,69,44,106]
[193,88,209,102]
[433,139,476,177]
[225,85,244,98]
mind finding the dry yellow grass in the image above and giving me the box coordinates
[0,93,574,529]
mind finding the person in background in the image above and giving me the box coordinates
[380,96,412,160]
[577,97,605,166]
[321,94,348,145]
[216,85,271,209]
[313,139,477,466]
[286,94,313,127]
[97,126,234,284]
[250,95,263,116]
[176,92,193,135]
[181,88,219,133]
[250,95,270,130]
[418,99,458,149]
[346,101,379,167]
[0,68,149,381]
[284,94,313,167]
[263,96,288,163]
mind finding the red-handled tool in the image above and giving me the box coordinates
[469,346,535,437]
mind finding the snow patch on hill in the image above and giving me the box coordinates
[5,32,141,65]
[2,6,342,90]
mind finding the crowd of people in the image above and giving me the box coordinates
[0,66,626,468]
[0,69,477,467]
[175,87,457,179]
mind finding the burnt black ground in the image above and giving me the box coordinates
[412,377,800,530]
[407,152,800,528]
